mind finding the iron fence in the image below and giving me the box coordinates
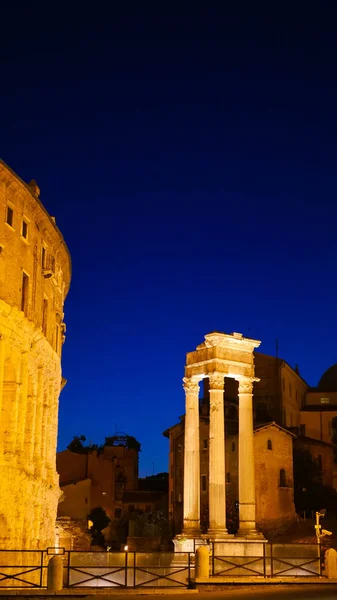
[0,542,324,589]
[210,541,323,578]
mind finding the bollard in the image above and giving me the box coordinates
[47,555,64,591]
[195,546,209,579]
[325,548,337,579]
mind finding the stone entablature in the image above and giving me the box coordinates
[185,332,259,381]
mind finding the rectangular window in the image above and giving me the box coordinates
[201,475,207,492]
[203,439,208,450]
[6,206,13,227]
[55,323,60,353]
[42,298,48,335]
[226,472,231,483]
[41,246,46,268]
[321,397,330,404]
[21,219,28,239]
[21,273,29,314]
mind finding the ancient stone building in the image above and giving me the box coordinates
[164,331,337,541]
[0,160,71,549]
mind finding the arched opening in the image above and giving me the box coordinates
[279,468,286,487]
[267,439,272,450]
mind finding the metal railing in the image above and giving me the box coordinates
[210,541,323,578]
[0,543,324,588]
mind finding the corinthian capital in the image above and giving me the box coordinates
[238,378,253,395]
[182,377,200,395]
[208,372,224,391]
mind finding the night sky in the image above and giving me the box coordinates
[1,3,337,476]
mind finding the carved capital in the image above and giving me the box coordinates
[238,378,253,395]
[208,372,224,391]
[182,377,200,395]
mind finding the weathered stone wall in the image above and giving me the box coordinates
[254,426,296,531]
[0,161,71,549]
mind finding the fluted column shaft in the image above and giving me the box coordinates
[238,378,257,535]
[208,372,228,537]
[182,377,201,535]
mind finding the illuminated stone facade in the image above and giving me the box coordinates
[0,161,71,549]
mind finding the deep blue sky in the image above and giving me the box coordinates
[1,3,337,475]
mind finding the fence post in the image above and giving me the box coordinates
[325,548,337,579]
[47,555,63,591]
[195,546,209,579]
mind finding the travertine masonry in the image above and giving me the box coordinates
[0,161,71,549]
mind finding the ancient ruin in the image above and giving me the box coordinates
[0,161,71,549]
[174,331,263,550]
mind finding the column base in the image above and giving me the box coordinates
[236,529,266,540]
[207,528,234,540]
[173,534,207,553]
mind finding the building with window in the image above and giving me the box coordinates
[0,160,71,549]
[56,437,167,546]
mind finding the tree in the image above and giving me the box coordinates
[67,435,87,453]
[88,507,111,547]
[293,447,333,513]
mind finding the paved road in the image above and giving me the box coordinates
[59,584,337,600]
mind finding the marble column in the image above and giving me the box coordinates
[237,377,260,536]
[208,372,228,538]
[182,377,201,535]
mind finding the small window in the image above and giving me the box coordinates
[226,472,231,483]
[299,424,306,436]
[55,323,60,353]
[279,468,286,487]
[21,273,29,314]
[6,206,13,227]
[41,246,46,268]
[231,441,236,452]
[21,219,28,239]
[115,508,122,519]
[42,298,48,335]
[318,455,322,472]
[201,475,207,492]
[321,397,330,404]
[203,439,208,450]
[267,439,272,450]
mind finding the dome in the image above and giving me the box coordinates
[318,364,337,392]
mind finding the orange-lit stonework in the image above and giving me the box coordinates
[0,161,71,549]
